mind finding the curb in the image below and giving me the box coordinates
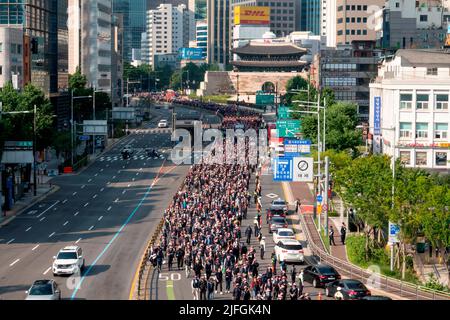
[0,185,60,228]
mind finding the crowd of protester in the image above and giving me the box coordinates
[147,101,313,301]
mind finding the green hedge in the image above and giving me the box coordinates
[346,235,420,284]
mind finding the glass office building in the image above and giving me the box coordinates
[299,0,321,35]
[113,0,147,62]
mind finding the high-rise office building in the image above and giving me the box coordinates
[0,0,59,94]
[145,3,190,67]
[232,0,297,37]
[299,0,321,35]
[68,0,113,92]
[323,0,385,48]
[112,0,147,62]
[207,0,232,67]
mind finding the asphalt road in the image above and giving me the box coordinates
[0,105,210,300]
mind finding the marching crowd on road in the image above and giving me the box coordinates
[147,105,315,301]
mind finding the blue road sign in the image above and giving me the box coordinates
[284,139,312,157]
[317,195,323,203]
[79,135,90,141]
[273,157,293,182]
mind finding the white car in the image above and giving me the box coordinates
[274,239,305,264]
[273,228,296,243]
[158,120,168,128]
[52,246,85,276]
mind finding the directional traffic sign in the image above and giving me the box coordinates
[284,139,312,157]
[278,106,292,119]
[277,120,301,138]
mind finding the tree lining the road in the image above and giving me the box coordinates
[328,152,450,282]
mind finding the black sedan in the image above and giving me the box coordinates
[325,279,371,300]
[268,216,288,234]
[303,264,341,288]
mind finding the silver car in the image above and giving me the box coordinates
[25,280,61,300]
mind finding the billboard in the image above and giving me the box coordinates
[234,6,270,26]
[179,47,205,60]
[374,96,381,136]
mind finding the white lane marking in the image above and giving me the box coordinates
[100,188,105,192]
[98,216,103,221]
[122,190,126,195]
[53,207,58,211]
[40,217,46,222]
[49,232,55,238]
[63,221,69,226]
[122,166,125,169]
[62,199,68,204]
[94,173,98,177]
[136,173,139,176]
[88,179,92,183]
[75,238,82,244]
[43,267,51,275]
[107,182,111,185]
[88,226,94,231]
[127,184,131,188]
[84,202,89,207]
[37,201,59,218]
[10,259,20,267]
[100,169,104,172]
[26,227,32,232]
[93,194,98,199]
[140,168,143,171]
[81,185,86,189]
[144,163,146,166]
[74,211,79,217]
[132,178,135,182]
[114,198,119,203]
[112,176,116,179]
[32,244,40,251]
[6,239,15,245]
[73,192,77,196]
[107,206,112,211]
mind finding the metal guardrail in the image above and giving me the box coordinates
[299,213,450,301]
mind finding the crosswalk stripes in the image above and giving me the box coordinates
[98,155,166,162]
[133,128,172,134]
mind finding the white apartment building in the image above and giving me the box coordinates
[0,27,23,89]
[68,0,112,92]
[370,49,450,171]
[145,4,189,67]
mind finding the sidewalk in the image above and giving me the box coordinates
[0,175,58,227]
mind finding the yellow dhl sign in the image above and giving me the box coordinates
[234,6,270,25]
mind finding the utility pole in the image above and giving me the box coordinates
[33,105,37,197]
[71,90,74,168]
[324,156,330,237]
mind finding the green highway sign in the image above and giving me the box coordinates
[278,106,292,119]
[256,93,275,106]
[277,120,302,138]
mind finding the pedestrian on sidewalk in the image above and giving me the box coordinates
[340,223,347,245]
[260,237,266,260]
[299,269,304,287]
[295,199,301,214]
[329,226,336,246]
[271,253,277,275]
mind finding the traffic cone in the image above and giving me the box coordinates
[318,292,322,300]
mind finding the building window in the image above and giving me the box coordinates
[416,94,429,109]
[434,123,448,139]
[363,30,367,35]
[0,43,2,52]
[435,152,448,166]
[416,123,429,139]
[0,66,2,75]
[435,94,449,110]
[400,151,411,165]
[420,15,428,22]
[400,123,412,138]
[416,152,428,166]
[427,67,438,75]
[400,94,413,109]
